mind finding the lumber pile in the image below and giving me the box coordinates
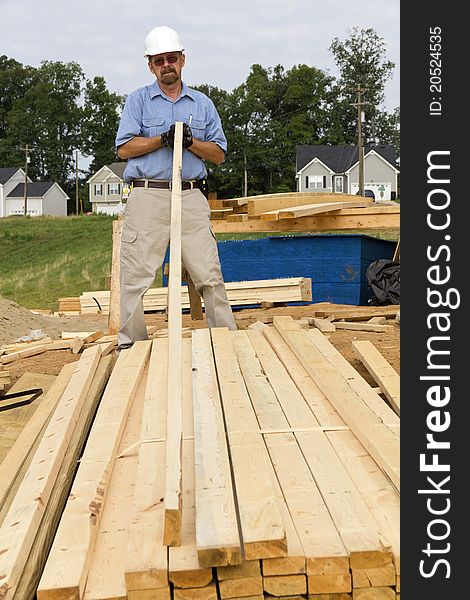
[208,192,400,233]
[14,317,400,600]
[78,277,313,315]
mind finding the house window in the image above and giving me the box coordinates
[334,176,344,193]
[307,175,325,190]
[94,184,103,196]
[108,183,121,195]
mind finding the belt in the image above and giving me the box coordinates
[132,179,198,190]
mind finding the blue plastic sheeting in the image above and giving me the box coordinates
[162,234,396,306]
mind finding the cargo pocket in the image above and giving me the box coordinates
[141,117,165,137]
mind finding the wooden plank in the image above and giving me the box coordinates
[368,317,387,325]
[333,322,393,333]
[125,340,168,592]
[164,120,184,547]
[273,317,399,492]
[0,344,49,364]
[311,318,336,333]
[260,200,372,221]
[307,330,399,431]
[0,373,56,465]
[108,215,123,335]
[263,574,307,596]
[169,340,213,589]
[14,356,114,600]
[0,364,75,525]
[247,192,365,217]
[38,341,151,600]
[218,577,263,599]
[174,584,218,600]
[217,561,261,581]
[352,341,400,416]
[352,564,396,588]
[0,346,101,600]
[352,588,396,599]
[315,307,399,321]
[128,588,170,600]
[83,363,147,600]
[211,328,287,560]
[211,206,400,234]
[191,329,241,567]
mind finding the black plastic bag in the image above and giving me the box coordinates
[366,259,400,305]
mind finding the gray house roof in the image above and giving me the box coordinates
[296,145,397,174]
[8,182,56,197]
[0,167,21,185]
[107,162,126,179]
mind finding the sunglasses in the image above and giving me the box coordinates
[150,54,180,67]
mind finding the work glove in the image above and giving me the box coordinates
[182,122,193,148]
[160,124,175,148]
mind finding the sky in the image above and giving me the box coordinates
[1,0,400,113]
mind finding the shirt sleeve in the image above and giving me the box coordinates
[205,99,227,153]
[115,93,143,149]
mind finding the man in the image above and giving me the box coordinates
[115,25,236,350]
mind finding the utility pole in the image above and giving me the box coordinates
[75,150,79,214]
[351,87,368,197]
[20,145,31,216]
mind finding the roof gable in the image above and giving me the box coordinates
[87,162,126,183]
[0,167,22,185]
[296,145,397,174]
[7,181,66,198]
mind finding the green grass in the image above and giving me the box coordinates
[0,215,399,310]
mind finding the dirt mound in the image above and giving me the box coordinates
[0,296,108,346]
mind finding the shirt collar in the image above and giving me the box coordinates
[149,80,195,101]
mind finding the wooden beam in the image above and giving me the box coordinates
[260,200,372,221]
[273,317,399,492]
[211,328,287,560]
[164,120,184,547]
[352,341,400,416]
[108,215,123,335]
[0,346,102,600]
[125,340,168,592]
[83,360,147,600]
[333,322,393,333]
[211,206,400,233]
[14,356,113,600]
[314,307,399,321]
[0,364,75,525]
[246,192,363,217]
[191,329,241,567]
[38,341,151,600]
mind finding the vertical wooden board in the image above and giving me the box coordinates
[273,317,399,492]
[211,329,287,560]
[108,215,123,335]
[13,356,114,600]
[191,329,241,567]
[351,341,400,416]
[126,340,169,591]
[0,346,101,600]
[0,364,75,524]
[170,340,212,589]
[83,365,147,600]
[307,330,399,430]
[38,341,151,600]
[260,325,345,427]
[165,120,184,546]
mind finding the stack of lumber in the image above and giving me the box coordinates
[0,349,114,599]
[209,192,400,233]
[78,277,313,315]
[17,316,400,600]
[58,296,81,313]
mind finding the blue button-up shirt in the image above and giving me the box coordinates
[115,81,227,182]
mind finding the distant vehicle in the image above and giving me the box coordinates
[356,189,376,199]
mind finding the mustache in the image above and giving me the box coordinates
[162,67,177,75]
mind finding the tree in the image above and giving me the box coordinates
[2,60,84,184]
[81,76,124,175]
[329,27,396,146]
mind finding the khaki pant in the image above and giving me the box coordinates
[118,186,236,346]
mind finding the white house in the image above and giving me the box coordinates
[5,181,69,216]
[295,145,399,201]
[0,167,30,218]
[87,162,127,215]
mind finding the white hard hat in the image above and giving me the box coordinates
[144,26,184,57]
